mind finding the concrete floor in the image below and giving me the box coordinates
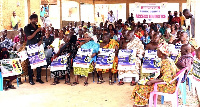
[0,73,199,107]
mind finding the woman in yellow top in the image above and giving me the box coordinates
[132,41,178,107]
[96,33,119,85]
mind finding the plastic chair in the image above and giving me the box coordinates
[149,67,187,107]
[161,70,192,105]
[0,72,3,91]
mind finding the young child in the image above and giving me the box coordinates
[176,44,194,82]
[140,29,151,48]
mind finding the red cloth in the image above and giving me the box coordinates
[172,17,181,24]
[14,35,27,43]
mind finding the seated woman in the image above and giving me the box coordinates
[118,30,144,86]
[73,32,100,86]
[145,33,160,50]
[50,30,65,85]
[96,33,119,85]
[13,32,28,84]
[161,29,173,43]
[0,47,17,91]
[132,41,178,107]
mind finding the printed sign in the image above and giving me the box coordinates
[142,50,161,73]
[0,59,22,77]
[73,48,93,68]
[132,3,167,23]
[117,49,136,70]
[26,44,47,69]
[96,48,115,69]
[169,44,181,61]
[17,51,28,61]
[192,58,200,80]
[50,55,68,71]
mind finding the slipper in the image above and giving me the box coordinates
[117,81,124,85]
[84,82,88,86]
[130,81,136,86]
[51,82,57,85]
[71,82,79,86]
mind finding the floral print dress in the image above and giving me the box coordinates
[132,58,178,106]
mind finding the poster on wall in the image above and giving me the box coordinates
[49,5,60,29]
[95,4,126,24]
[129,3,168,23]
[81,4,94,23]
[62,1,79,21]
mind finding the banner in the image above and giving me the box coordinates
[132,3,167,23]
[169,44,181,61]
[50,55,68,71]
[117,49,136,70]
[192,58,200,80]
[142,50,161,73]
[73,49,93,68]
[0,59,22,77]
[96,48,115,69]
[17,51,28,61]
[27,44,47,69]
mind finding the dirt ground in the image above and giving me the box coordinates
[0,73,199,107]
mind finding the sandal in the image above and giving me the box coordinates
[8,85,16,89]
[56,81,60,84]
[51,82,57,85]
[3,86,8,91]
[130,81,136,86]
[117,81,124,85]
[109,80,114,85]
[71,82,79,86]
[97,79,105,84]
[84,82,88,86]
[65,81,71,85]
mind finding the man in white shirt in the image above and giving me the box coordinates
[183,9,195,38]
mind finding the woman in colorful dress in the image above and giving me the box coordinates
[73,32,100,86]
[96,33,119,85]
[132,41,178,107]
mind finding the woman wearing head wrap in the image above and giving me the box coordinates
[73,32,100,86]
[132,41,178,107]
[189,38,198,57]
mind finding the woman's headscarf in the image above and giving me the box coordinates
[157,41,170,56]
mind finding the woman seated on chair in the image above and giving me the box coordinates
[96,33,119,85]
[73,32,100,86]
[0,47,17,91]
[132,41,178,107]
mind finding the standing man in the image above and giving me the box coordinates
[24,14,44,85]
[171,11,181,25]
[11,11,20,30]
[183,9,195,38]
[127,13,134,25]
[179,12,186,27]
[168,11,173,24]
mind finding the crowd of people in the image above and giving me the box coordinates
[0,9,198,107]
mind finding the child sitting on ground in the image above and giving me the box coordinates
[176,44,194,82]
